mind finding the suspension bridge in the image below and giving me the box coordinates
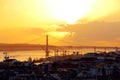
[0,35,120,58]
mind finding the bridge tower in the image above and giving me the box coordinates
[115,47,119,52]
[94,46,96,53]
[46,35,49,58]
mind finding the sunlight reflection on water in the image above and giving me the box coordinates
[0,50,45,61]
[0,48,115,61]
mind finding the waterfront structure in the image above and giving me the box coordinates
[0,51,120,80]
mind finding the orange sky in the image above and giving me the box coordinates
[0,0,120,46]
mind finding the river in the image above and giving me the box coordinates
[0,48,115,61]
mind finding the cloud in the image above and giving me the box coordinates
[0,0,120,46]
[57,21,120,46]
[46,31,71,38]
[25,28,45,36]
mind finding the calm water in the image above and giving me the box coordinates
[0,50,46,61]
[0,48,116,61]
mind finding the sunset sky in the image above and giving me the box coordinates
[0,0,120,46]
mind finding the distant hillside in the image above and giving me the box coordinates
[0,44,47,51]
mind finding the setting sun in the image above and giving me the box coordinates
[0,0,120,46]
[50,0,96,24]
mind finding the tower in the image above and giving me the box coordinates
[46,35,49,58]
